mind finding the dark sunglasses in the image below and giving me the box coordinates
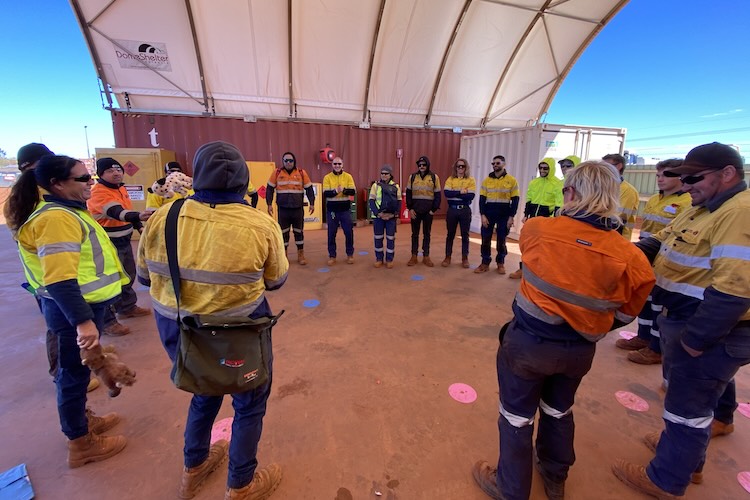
[663,169,714,185]
[560,163,574,168]
[562,186,574,194]
[456,164,466,169]
[70,174,93,183]
[538,166,550,170]
[417,163,427,167]
[283,158,294,163]
[332,162,343,166]
[491,162,502,166]
[380,172,390,175]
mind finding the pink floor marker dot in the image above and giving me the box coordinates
[619,330,636,340]
[738,403,750,419]
[449,383,477,404]
[737,471,750,493]
[211,417,233,444]
[615,391,649,412]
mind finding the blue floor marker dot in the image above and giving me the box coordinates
[358,250,369,256]
[303,299,320,308]
[411,275,424,281]
[318,267,330,273]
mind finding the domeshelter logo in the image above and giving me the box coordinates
[115,39,172,71]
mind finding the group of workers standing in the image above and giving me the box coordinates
[4,138,749,500]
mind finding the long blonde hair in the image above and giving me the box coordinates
[560,160,621,221]
[449,158,471,179]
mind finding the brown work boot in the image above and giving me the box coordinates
[117,305,151,319]
[87,377,100,393]
[471,460,504,499]
[628,347,662,365]
[615,336,649,351]
[297,250,307,266]
[385,261,394,269]
[178,440,229,499]
[225,463,282,500]
[496,264,506,275]
[711,420,734,437]
[474,263,489,274]
[346,256,354,264]
[462,256,470,268]
[422,256,434,267]
[327,257,336,266]
[67,431,127,469]
[86,408,121,435]
[102,321,130,337]
[612,460,682,499]
[508,269,523,279]
[441,256,451,267]
[407,254,418,266]
[374,260,383,268]
[642,432,703,484]
[534,451,564,500]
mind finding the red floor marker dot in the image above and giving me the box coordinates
[615,391,649,412]
[738,403,750,419]
[619,331,636,340]
[211,417,233,444]
[449,383,477,404]
[737,471,750,493]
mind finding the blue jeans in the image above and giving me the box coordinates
[104,234,137,325]
[155,310,274,489]
[647,315,750,495]
[373,217,396,262]
[496,321,595,500]
[327,210,354,258]
[41,297,109,440]
[480,213,509,265]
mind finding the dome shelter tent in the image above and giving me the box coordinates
[70,0,629,130]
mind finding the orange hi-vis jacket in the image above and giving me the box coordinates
[88,182,139,238]
[516,215,655,340]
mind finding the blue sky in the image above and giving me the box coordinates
[1,1,748,161]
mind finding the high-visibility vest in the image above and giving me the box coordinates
[517,215,654,340]
[639,191,691,239]
[17,201,127,303]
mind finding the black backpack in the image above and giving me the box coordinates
[379,181,400,213]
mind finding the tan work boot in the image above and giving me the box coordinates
[86,408,121,434]
[643,432,702,484]
[178,439,229,499]
[117,305,151,319]
[346,256,354,264]
[374,260,383,268]
[508,269,523,279]
[628,347,662,365]
[611,460,682,499]
[474,263,489,274]
[386,261,394,269]
[225,463,282,500]
[327,257,336,266]
[87,377,100,392]
[496,264,506,275]
[615,336,649,351]
[422,256,434,267]
[102,321,130,337]
[711,420,734,437]
[441,256,451,267]
[407,254,418,266]
[297,250,307,266]
[68,431,127,469]
[462,256,470,268]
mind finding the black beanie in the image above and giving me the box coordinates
[96,157,123,177]
[192,141,249,193]
[17,143,53,171]
[165,161,183,174]
[416,155,431,168]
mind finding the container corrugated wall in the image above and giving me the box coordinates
[112,112,464,216]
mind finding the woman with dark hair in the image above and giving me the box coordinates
[6,155,129,468]
[441,158,476,268]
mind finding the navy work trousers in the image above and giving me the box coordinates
[104,234,137,326]
[496,321,595,500]
[480,213,509,265]
[373,217,396,262]
[647,315,750,495]
[155,310,273,489]
[636,294,662,354]
[445,206,471,257]
[42,297,109,440]
[327,210,354,258]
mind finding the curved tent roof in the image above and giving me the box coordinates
[71,0,628,130]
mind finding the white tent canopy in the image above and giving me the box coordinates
[71,0,628,129]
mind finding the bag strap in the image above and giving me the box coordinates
[165,198,188,321]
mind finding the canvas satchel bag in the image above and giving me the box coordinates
[165,199,283,396]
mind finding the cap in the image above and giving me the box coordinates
[380,164,393,175]
[17,143,53,171]
[416,155,430,168]
[96,157,123,177]
[666,142,744,175]
[558,155,580,167]
[192,141,249,193]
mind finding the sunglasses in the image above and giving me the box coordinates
[560,163,574,168]
[107,166,124,172]
[538,166,549,170]
[332,162,342,166]
[283,158,294,163]
[492,162,502,166]
[456,164,466,169]
[663,169,716,185]
[417,163,427,167]
[70,174,93,183]
[380,172,390,175]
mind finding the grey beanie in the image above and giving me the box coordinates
[192,141,249,193]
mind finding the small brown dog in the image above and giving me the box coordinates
[81,345,136,397]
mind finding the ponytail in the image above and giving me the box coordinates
[4,169,41,231]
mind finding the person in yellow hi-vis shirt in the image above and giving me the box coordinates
[441,158,476,268]
[5,155,130,469]
[322,157,356,265]
[146,161,194,210]
[603,153,639,241]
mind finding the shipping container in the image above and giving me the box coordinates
[459,123,626,235]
